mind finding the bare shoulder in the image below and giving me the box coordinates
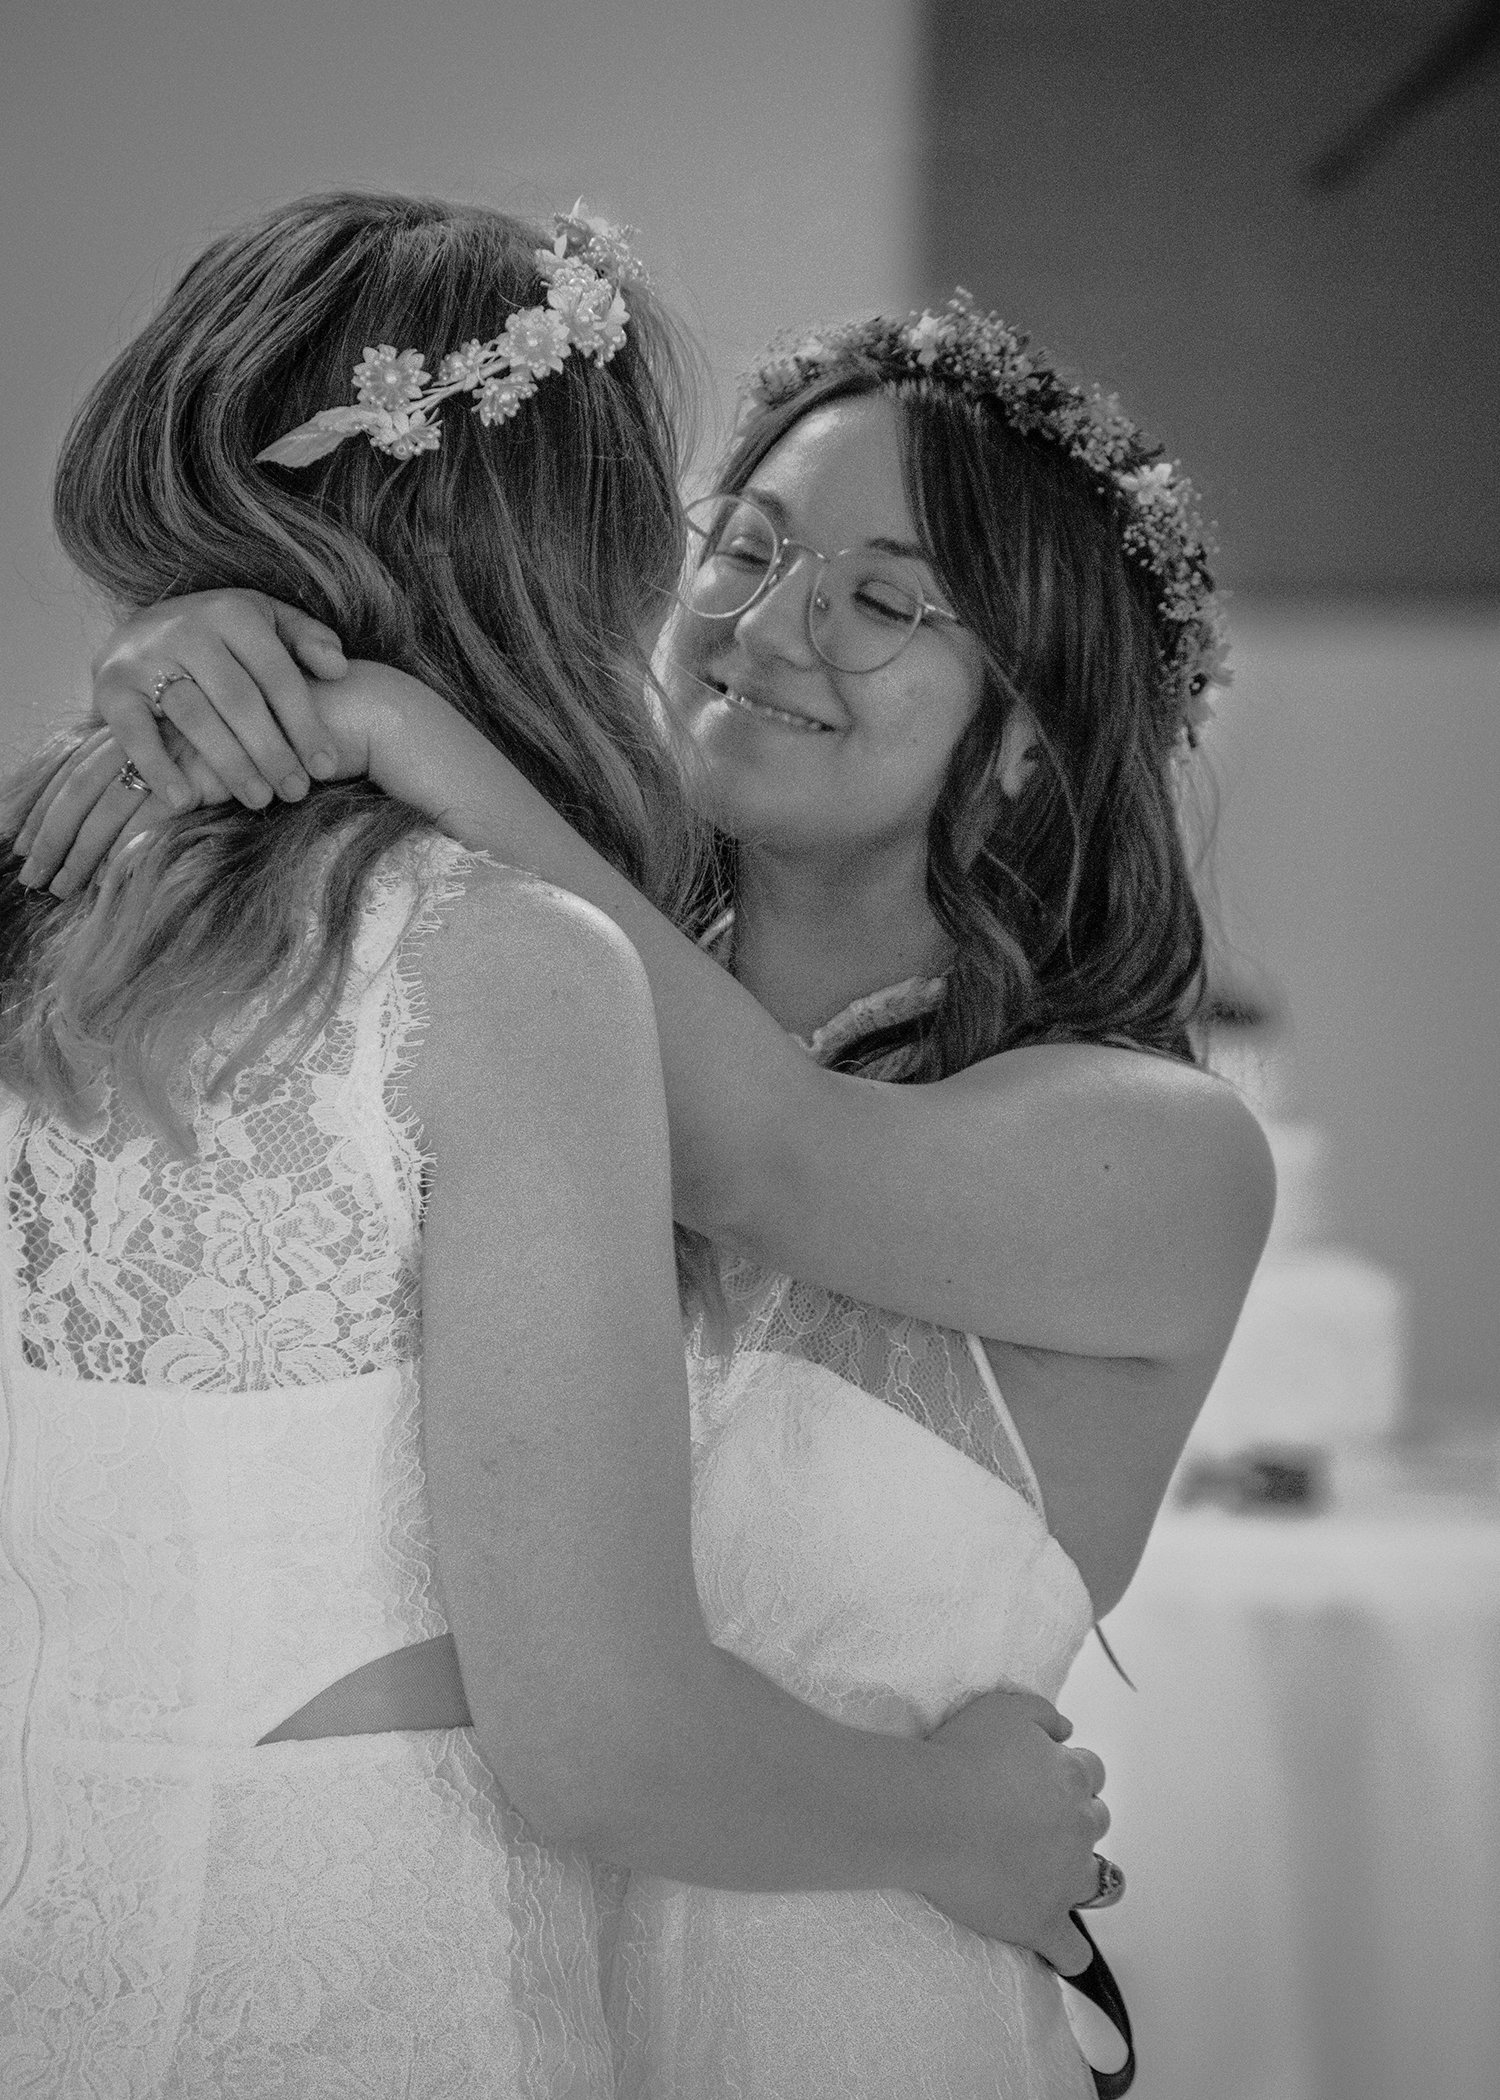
[401,858,660,1128]
[1095,1045,1278,1271]
[418,861,651,1027]
[967,1039,1274,1237]
[940,1038,1276,1357]
[421,857,645,983]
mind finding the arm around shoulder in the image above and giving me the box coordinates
[719,1041,1277,1363]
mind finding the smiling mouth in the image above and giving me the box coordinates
[714,684,835,734]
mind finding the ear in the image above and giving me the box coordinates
[996,700,1039,799]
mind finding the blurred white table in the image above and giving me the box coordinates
[1061,1492,1500,2100]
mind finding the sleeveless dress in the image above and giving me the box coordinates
[0,835,618,2098]
[609,968,1099,2099]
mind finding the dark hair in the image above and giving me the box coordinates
[0,190,702,1134]
[708,363,1210,1077]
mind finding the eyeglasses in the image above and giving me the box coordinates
[676,494,960,674]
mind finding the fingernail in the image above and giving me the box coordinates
[307,751,339,779]
[277,771,311,801]
[17,859,38,887]
[244,782,274,810]
[164,781,195,812]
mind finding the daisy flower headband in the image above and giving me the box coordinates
[744,293,1230,741]
[257,208,647,469]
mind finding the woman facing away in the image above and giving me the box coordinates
[23,287,1277,2095]
[0,196,1123,2098]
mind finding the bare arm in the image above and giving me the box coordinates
[29,594,1273,1361]
[334,668,1276,1365]
[402,866,1106,1967]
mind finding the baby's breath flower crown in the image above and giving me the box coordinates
[256,208,647,470]
[745,293,1229,741]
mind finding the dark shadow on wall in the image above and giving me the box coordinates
[916,0,1500,595]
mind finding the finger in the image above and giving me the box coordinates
[176,747,235,805]
[49,782,152,898]
[158,591,341,783]
[225,610,344,779]
[1039,1916,1093,1978]
[152,646,293,806]
[270,601,349,686]
[13,727,115,857]
[92,670,197,809]
[18,738,138,888]
[1069,1747,1107,1798]
[1036,1701,1073,1744]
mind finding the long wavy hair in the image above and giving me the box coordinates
[704,362,1211,1077]
[0,191,702,1137]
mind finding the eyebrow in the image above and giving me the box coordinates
[741,485,935,564]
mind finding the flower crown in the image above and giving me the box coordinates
[744,294,1229,740]
[256,209,646,469]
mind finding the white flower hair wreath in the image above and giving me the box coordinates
[257,207,647,468]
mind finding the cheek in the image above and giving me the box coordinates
[876,671,980,786]
[661,608,719,695]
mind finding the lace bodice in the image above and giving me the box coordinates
[613,1258,1095,2096]
[712,1258,1047,1514]
[9,855,434,1392]
[0,833,617,2096]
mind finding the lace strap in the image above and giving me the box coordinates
[348,832,494,1244]
[962,1333,1047,1519]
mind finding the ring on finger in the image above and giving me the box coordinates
[149,669,194,718]
[117,760,151,794]
[1076,1854,1126,1910]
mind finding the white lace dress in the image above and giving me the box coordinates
[0,836,617,2098]
[609,978,1098,2098]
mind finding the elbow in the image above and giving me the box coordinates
[502,1745,634,1853]
[476,1724,678,1858]
[673,1139,779,1261]
[669,1050,822,1256]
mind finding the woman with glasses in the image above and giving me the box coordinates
[18,297,1273,2097]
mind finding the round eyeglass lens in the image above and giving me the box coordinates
[807,551,927,673]
[679,496,778,618]
[678,494,932,672]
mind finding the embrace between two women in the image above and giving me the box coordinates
[0,191,1272,2097]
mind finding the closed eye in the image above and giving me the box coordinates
[853,583,922,623]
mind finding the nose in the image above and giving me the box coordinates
[730,544,822,666]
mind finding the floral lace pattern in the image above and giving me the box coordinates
[611,1270,1095,2095]
[9,863,433,1389]
[707,1258,1044,1513]
[0,834,616,2096]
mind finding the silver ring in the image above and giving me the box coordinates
[117,759,150,794]
[1076,1854,1126,1910]
[148,670,193,718]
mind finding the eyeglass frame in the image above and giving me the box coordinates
[676,493,962,674]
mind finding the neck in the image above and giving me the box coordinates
[730,838,951,1038]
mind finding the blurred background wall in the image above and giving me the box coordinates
[917,0,1500,1426]
[3,0,1496,1423]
